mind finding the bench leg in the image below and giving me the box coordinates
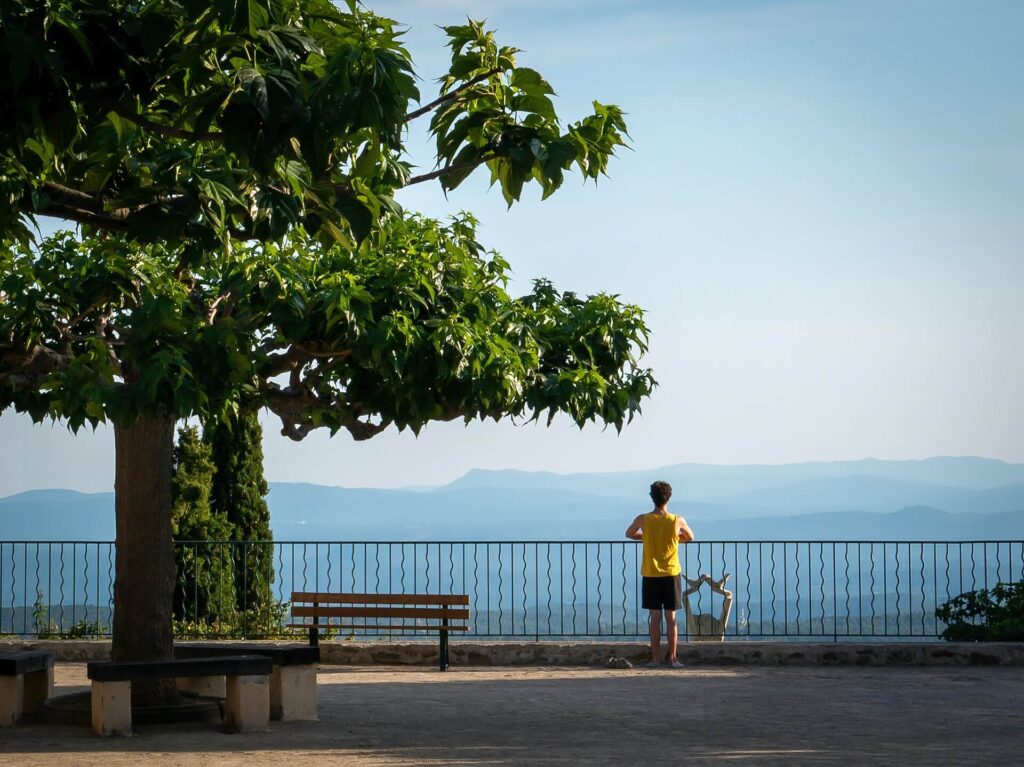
[271,664,318,722]
[22,666,53,715]
[224,674,270,733]
[91,680,132,737]
[0,676,24,726]
[439,631,449,671]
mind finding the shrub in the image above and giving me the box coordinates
[936,580,1024,641]
[173,599,292,639]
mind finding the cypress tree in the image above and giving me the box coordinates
[171,426,236,625]
[205,410,274,615]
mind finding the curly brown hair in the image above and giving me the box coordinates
[649,481,672,507]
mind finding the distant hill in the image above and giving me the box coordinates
[445,457,1024,500]
[697,507,1024,541]
[720,476,1024,515]
[1,456,1023,542]
[0,489,115,540]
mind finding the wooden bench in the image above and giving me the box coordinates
[0,651,54,725]
[174,643,319,721]
[289,591,471,671]
[86,655,273,736]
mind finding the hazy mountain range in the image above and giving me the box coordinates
[1,457,1023,541]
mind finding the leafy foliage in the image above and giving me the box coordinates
[936,581,1024,642]
[427,19,628,204]
[1,216,655,439]
[1,2,627,247]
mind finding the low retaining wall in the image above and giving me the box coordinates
[3,639,1023,667]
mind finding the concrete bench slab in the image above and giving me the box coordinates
[0,651,55,725]
[86,655,272,736]
[174,643,319,720]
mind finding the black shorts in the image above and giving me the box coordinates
[642,575,682,611]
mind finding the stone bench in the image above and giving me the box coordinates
[173,643,319,721]
[86,655,272,736]
[0,651,54,725]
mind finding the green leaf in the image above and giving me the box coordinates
[246,0,270,36]
[238,67,270,120]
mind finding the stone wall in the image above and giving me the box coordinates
[3,639,1023,667]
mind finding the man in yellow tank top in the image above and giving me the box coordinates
[625,481,694,668]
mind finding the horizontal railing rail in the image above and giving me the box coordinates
[1,540,1021,641]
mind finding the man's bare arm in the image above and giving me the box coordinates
[677,516,695,543]
[625,515,644,541]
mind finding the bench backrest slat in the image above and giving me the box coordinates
[292,605,470,621]
[291,591,469,606]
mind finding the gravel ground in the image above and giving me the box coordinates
[2,663,1022,766]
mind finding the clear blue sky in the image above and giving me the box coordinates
[1,0,1022,494]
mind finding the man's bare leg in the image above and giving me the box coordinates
[665,610,678,663]
[649,609,662,664]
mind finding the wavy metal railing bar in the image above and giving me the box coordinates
[1,540,1022,640]
[620,544,628,635]
[895,543,902,635]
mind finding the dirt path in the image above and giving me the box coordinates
[2,663,1022,765]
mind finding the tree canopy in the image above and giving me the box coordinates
[1,215,654,439]
[1,1,628,253]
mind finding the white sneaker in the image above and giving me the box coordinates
[668,658,685,669]
[644,660,661,669]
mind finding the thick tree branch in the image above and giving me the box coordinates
[405,157,491,187]
[206,293,232,324]
[263,345,353,377]
[26,200,132,232]
[0,344,74,391]
[42,181,104,208]
[107,103,225,142]
[58,298,111,337]
[343,418,388,441]
[295,345,353,361]
[404,68,503,123]
[263,383,388,442]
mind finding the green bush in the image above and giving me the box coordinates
[936,580,1024,641]
[173,599,292,639]
[32,589,107,638]
[32,590,59,639]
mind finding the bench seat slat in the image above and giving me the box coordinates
[291,592,469,606]
[292,606,470,621]
[0,651,54,675]
[174,643,319,666]
[286,623,470,632]
[88,655,272,682]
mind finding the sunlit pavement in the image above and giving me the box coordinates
[2,663,1023,766]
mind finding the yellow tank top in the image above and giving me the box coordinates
[641,512,681,577]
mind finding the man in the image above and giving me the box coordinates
[625,481,695,668]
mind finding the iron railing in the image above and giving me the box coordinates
[1,540,1021,640]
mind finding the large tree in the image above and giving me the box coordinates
[0,1,654,702]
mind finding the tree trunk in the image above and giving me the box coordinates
[112,409,179,706]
